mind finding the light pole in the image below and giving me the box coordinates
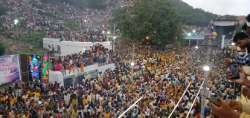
[112,36,117,51]
[83,19,87,32]
[187,33,192,47]
[201,33,213,118]
[131,61,135,79]
[13,19,20,41]
[106,30,111,41]
[201,65,210,118]
[131,44,135,79]
[221,35,225,49]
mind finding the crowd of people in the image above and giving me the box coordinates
[0,42,235,117]
[1,0,250,117]
[206,15,250,118]
[0,0,121,42]
[47,30,108,42]
[172,46,240,117]
[51,44,114,75]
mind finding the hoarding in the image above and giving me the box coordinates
[0,55,21,85]
[29,55,41,81]
[42,54,49,82]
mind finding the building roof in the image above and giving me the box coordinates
[213,21,237,26]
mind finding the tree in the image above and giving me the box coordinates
[19,32,46,49]
[168,0,217,26]
[0,43,5,56]
[112,0,183,47]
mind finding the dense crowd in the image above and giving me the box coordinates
[172,46,240,117]
[47,30,108,42]
[0,0,121,42]
[0,43,233,117]
[51,44,114,75]
[0,0,248,117]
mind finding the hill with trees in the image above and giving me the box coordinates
[0,0,226,54]
[112,0,183,47]
[112,0,219,47]
[169,0,217,26]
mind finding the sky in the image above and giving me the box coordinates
[182,0,250,16]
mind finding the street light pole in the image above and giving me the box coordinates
[131,44,135,79]
[187,33,192,47]
[112,36,117,51]
[201,71,208,118]
[201,34,213,118]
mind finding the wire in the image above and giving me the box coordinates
[118,96,143,118]
[168,82,192,118]
[186,80,205,118]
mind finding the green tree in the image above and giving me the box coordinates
[113,0,183,47]
[19,31,46,49]
[0,43,5,56]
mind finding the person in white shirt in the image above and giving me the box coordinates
[64,92,70,107]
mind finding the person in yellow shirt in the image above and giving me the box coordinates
[70,106,78,118]
[103,111,111,118]
[32,91,41,100]
[80,63,84,72]
[71,98,77,107]
[10,96,16,106]
[82,96,89,106]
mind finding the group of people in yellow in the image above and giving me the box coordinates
[1,43,250,118]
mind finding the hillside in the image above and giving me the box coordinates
[39,0,218,26]
[0,0,221,55]
[169,0,217,26]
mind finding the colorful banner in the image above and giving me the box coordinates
[42,54,49,82]
[29,55,41,81]
[0,55,21,85]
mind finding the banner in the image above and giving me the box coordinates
[0,55,21,85]
[42,54,49,82]
[29,55,41,81]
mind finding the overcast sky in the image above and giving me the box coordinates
[182,0,250,16]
